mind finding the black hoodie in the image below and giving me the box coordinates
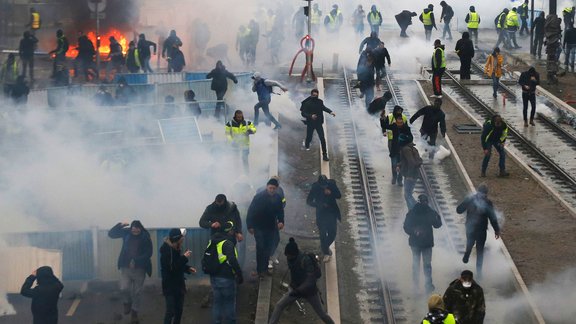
[199,200,242,235]
[403,202,442,248]
[160,239,192,295]
[21,266,64,324]
[300,95,333,125]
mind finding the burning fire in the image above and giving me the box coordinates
[66,29,129,58]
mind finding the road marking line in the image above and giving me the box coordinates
[66,298,81,317]
[318,77,341,324]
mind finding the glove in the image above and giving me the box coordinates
[236,275,244,285]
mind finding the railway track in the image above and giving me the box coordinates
[326,66,544,322]
[442,67,576,207]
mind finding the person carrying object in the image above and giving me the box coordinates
[108,220,153,324]
[251,71,287,129]
[268,238,335,324]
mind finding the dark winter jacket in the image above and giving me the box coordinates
[440,5,454,22]
[20,267,64,324]
[288,253,318,297]
[162,35,183,58]
[373,46,391,68]
[306,178,341,220]
[357,51,375,89]
[160,239,192,296]
[532,15,546,36]
[395,10,415,26]
[518,68,540,94]
[300,96,333,125]
[456,193,500,235]
[403,202,442,248]
[209,232,242,279]
[19,34,38,59]
[199,201,242,235]
[77,35,95,60]
[108,223,153,276]
[398,142,421,179]
[443,279,486,324]
[455,36,475,59]
[246,190,285,230]
[565,28,576,46]
[137,39,156,59]
[410,105,447,136]
[171,48,186,72]
[359,35,381,53]
[387,123,412,157]
[206,67,237,92]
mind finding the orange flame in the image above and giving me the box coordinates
[66,29,129,59]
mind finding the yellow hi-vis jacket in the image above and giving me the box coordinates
[226,118,256,148]
[422,11,432,26]
[327,10,342,30]
[497,12,507,29]
[467,12,480,29]
[423,313,456,324]
[31,12,40,29]
[386,113,409,140]
[432,47,446,69]
[506,11,520,29]
[368,11,382,25]
[311,9,322,25]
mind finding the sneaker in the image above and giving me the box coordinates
[436,95,443,98]
[322,154,329,161]
[323,255,331,263]
[462,254,469,264]
[499,170,510,177]
[274,258,280,265]
[306,147,311,151]
[481,172,486,177]
[273,124,282,130]
[493,93,497,98]
[430,94,437,98]
[391,177,397,185]
[268,260,274,269]
[359,92,364,98]
[524,121,528,127]
[530,120,535,126]
[397,179,403,187]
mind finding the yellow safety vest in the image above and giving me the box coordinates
[238,28,250,38]
[327,10,342,29]
[563,7,573,15]
[497,12,506,29]
[386,114,409,140]
[423,313,457,324]
[2,61,19,84]
[422,11,432,26]
[311,9,321,25]
[226,119,257,148]
[467,12,479,29]
[506,11,519,28]
[520,3,528,18]
[369,11,381,25]
[432,47,446,69]
[31,12,40,29]
[484,121,508,143]
[215,240,238,264]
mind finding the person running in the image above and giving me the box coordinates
[300,88,336,162]
[251,72,287,129]
[409,98,446,159]
[207,60,238,118]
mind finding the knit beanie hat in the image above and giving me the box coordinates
[428,294,445,311]
[169,228,184,242]
[284,237,300,256]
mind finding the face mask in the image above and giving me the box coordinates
[462,281,472,288]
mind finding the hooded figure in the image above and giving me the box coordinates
[206,60,238,118]
[367,4,383,35]
[162,30,183,72]
[455,31,475,80]
[443,270,485,324]
[21,266,64,324]
[439,1,454,40]
[518,66,540,125]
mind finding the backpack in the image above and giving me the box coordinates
[302,253,322,279]
[201,240,222,275]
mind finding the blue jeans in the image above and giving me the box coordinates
[390,154,402,182]
[254,98,280,127]
[403,177,417,209]
[491,74,500,96]
[482,142,506,173]
[141,57,153,73]
[464,229,487,278]
[211,276,237,324]
[442,21,452,39]
[410,246,434,292]
[254,229,275,274]
[565,44,576,70]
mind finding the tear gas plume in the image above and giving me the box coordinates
[0,238,16,316]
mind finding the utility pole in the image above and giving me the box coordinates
[549,0,557,15]
[306,0,312,83]
[530,0,534,55]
